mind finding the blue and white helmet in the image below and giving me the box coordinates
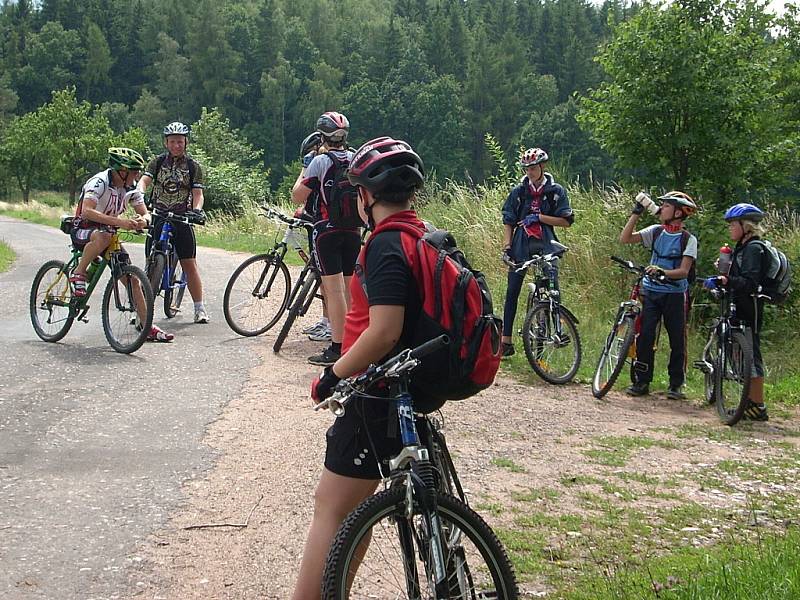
[724,203,764,222]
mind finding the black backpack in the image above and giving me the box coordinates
[323,152,364,229]
[750,240,792,304]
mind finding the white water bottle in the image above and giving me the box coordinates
[718,244,732,275]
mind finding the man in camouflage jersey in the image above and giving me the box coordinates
[137,121,210,324]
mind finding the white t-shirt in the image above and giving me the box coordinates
[80,169,145,218]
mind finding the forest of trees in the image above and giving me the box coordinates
[1,0,798,211]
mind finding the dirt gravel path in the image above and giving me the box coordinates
[128,326,799,599]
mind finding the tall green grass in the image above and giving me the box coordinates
[0,239,14,272]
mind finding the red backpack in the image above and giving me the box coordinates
[364,220,503,412]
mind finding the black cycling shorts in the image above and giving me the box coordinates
[313,222,360,277]
[324,396,408,480]
[146,218,196,260]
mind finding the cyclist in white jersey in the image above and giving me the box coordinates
[70,147,173,342]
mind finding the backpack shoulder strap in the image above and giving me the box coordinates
[186,155,196,188]
[152,152,168,185]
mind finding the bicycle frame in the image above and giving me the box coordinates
[44,234,129,321]
[148,211,189,294]
[697,287,746,376]
[318,335,462,590]
[509,248,567,338]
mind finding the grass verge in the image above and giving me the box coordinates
[0,239,15,272]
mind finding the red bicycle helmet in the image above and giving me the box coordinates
[347,137,425,196]
[316,111,349,143]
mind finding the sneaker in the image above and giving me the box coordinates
[501,342,515,358]
[147,325,175,343]
[308,346,341,366]
[666,385,686,400]
[308,325,332,342]
[302,320,327,335]
[194,308,210,324]
[625,382,650,397]
[743,400,769,422]
[69,273,88,297]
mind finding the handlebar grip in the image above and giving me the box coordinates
[410,334,449,360]
[610,256,628,266]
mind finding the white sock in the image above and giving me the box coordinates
[321,317,330,326]
[194,302,205,312]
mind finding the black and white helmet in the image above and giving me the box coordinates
[163,121,190,138]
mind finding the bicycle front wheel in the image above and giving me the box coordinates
[272,270,318,353]
[30,260,75,342]
[592,313,636,398]
[164,253,186,318]
[522,304,582,384]
[322,487,518,600]
[223,253,291,336]
[101,264,153,354]
[146,252,166,298]
[715,330,752,426]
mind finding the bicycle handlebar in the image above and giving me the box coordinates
[609,255,679,286]
[151,208,194,225]
[261,205,314,231]
[506,247,567,272]
[314,334,450,416]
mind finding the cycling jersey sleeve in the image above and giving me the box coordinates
[365,231,414,306]
[83,176,107,203]
[190,160,205,189]
[144,157,159,180]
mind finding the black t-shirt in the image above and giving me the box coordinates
[364,230,422,355]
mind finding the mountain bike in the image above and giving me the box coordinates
[693,279,755,426]
[223,206,317,338]
[145,208,200,318]
[591,256,677,398]
[316,335,519,599]
[270,216,323,353]
[30,218,154,354]
[505,241,581,384]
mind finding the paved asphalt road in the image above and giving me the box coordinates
[0,217,266,599]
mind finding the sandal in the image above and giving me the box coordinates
[69,272,88,297]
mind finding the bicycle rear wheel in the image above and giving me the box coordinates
[101,264,153,354]
[522,303,581,384]
[224,253,291,336]
[592,313,636,398]
[164,253,186,318]
[322,487,518,600]
[30,260,75,342]
[272,270,318,353]
[715,330,752,426]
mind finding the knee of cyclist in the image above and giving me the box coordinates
[312,488,352,522]
[94,231,113,246]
